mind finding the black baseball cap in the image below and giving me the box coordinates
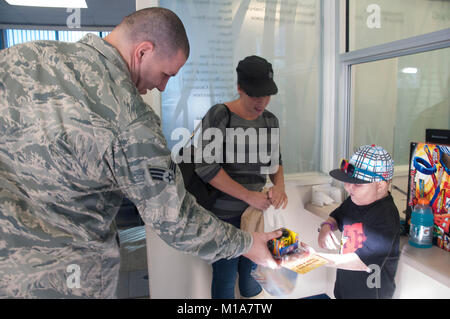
[236,55,278,97]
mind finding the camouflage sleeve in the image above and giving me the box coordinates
[105,109,252,262]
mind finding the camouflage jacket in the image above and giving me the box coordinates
[0,34,252,298]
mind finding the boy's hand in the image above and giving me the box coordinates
[279,242,313,268]
[318,225,340,250]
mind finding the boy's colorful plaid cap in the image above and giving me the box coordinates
[438,145,450,155]
[330,144,394,184]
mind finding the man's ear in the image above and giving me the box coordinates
[129,41,155,85]
[133,41,155,62]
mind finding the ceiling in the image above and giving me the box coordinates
[0,0,136,29]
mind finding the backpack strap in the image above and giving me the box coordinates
[183,103,232,149]
[221,103,232,128]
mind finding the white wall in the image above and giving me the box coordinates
[393,261,449,299]
[146,231,212,298]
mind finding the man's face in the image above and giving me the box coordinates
[133,45,186,94]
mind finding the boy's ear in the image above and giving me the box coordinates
[377,181,390,194]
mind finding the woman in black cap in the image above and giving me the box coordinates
[195,55,287,299]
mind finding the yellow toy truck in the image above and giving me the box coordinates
[267,228,299,258]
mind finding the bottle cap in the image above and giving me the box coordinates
[418,198,430,205]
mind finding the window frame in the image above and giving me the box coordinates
[335,0,450,177]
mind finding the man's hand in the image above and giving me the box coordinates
[243,230,282,269]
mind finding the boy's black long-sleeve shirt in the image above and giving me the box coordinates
[330,193,400,299]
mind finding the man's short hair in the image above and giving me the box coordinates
[121,7,190,59]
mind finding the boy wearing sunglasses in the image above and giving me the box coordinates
[318,144,400,299]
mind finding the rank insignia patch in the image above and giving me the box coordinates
[149,160,176,184]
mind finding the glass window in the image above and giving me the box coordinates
[160,0,323,174]
[57,30,101,42]
[3,29,109,48]
[348,0,450,51]
[350,47,450,166]
[5,29,57,47]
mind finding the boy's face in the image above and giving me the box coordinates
[344,182,384,206]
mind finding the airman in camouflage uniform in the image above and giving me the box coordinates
[0,8,279,298]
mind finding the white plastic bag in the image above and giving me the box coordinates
[251,264,297,296]
[252,208,297,297]
[264,206,287,232]
[311,184,343,206]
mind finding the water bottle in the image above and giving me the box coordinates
[409,198,434,248]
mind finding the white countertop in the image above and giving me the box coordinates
[399,236,450,288]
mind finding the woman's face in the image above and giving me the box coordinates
[239,87,271,118]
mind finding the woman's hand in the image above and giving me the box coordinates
[268,184,288,209]
[244,191,272,211]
